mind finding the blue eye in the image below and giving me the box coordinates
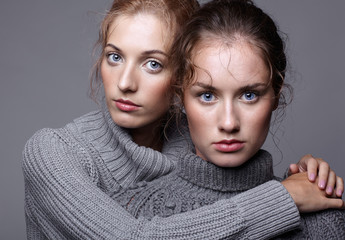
[107,53,122,63]
[243,92,257,101]
[200,92,215,102]
[145,60,163,73]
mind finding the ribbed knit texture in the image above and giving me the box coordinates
[23,99,303,239]
[114,150,275,220]
[115,150,345,240]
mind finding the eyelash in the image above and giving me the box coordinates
[143,59,163,73]
[106,52,122,65]
[196,90,261,104]
[241,91,260,103]
[197,91,217,104]
[105,52,163,73]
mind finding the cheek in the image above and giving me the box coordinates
[101,62,112,86]
[158,82,170,96]
[251,108,272,140]
[150,83,170,105]
[185,105,208,139]
[148,75,172,101]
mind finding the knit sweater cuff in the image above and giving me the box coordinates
[232,180,300,239]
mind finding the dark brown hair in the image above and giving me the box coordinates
[171,0,292,118]
[89,0,200,101]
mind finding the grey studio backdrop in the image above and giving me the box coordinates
[1,0,344,239]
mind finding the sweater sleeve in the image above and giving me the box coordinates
[23,129,300,240]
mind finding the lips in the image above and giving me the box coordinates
[115,99,140,112]
[213,139,244,153]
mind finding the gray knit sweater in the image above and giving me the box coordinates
[114,150,345,239]
[23,101,301,239]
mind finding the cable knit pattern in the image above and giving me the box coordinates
[273,209,345,239]
[114,150,275,219]
[115,150,345,239]
[23,99,302,239]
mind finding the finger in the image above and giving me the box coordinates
[317,161,330,189]
[288,164,299,176]
[305,158,318,182]
[324,198,345,210]
[335,176,344,198]
[325,170,336,196]
[298,154,313,172]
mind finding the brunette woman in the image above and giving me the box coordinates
[22,0,343,239]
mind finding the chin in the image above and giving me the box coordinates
[111,117,138,129]
[210,156,247,168]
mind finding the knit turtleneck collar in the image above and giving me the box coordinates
[177,149,274,192]
[73,99,191,188]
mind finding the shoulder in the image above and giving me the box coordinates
[23,110,102,155]
[23,113,84,157]
[271,209,345,239]
[23,127,70,157]
[22,127,75,176]
[302,208,345,225]
[22,111,100,180]
[301,209,345,239]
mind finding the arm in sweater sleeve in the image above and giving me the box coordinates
[22,129,300,240]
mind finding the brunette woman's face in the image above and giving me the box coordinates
[183,41,277,167]
[101,14,171,132]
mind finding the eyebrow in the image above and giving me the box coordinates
[193,81,269,91]
[105,43,168,57]
[193,82,216,91]
[239,82,269,90]
[106,43,122,52]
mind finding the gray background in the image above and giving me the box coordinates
[1,0,344,239]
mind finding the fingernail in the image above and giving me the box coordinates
[326,186,333,194]
[337,189,343,197]
[309,173,316,181]
[319,180,326,189]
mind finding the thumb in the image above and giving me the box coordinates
[324,198,345,210]
[289,164,299,176]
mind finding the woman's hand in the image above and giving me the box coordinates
[282,172,345,213]
[288,154,344,197]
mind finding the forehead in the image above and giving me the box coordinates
[191,39,270,86]
[107,13,169,51]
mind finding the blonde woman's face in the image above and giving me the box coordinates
[183,41,276,167]
[101,14,171,132]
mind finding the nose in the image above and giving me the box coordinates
[218,101,240,133]
[117,63,138,92]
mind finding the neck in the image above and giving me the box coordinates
[101,98,167,152]
[129,121,165,152]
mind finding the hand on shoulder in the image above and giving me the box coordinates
[282,172,345,213]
